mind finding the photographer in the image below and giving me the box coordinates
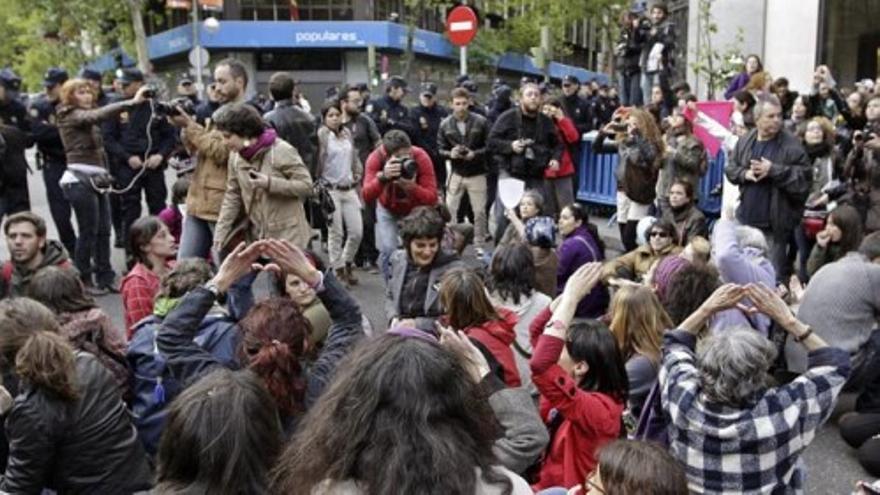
[102,68,177,252]
[640,2,676,115]
[362,130,438,281]
[56,78,152,294]
[488,82,562,239]
[438,87,490,250]
[843,95,880,233]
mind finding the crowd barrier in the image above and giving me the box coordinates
[576,136,725,216]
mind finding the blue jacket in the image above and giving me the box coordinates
[127,308,239,455]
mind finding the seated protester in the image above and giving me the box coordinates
[529,263,627,491]
[807,204,864,278]
[157,175,190,245]
[154,368,282,494]
[788,233,880,393]
[488,243,553,395]
[525,216,559,298]
[607,285,672,419]
[27,266,130,400]
[840,411,880,479]
[681,235,711,265]
[500,190,544,246]
[660,178,707,246]
[602,218,681,284]
[576,440,688,495]
[439,268,520,387]
[386,206,463,332]
[0,298,151,493]
[270,327,547,491]
[121,216,176,339]
[656,114,707,213]
[2,212,73,298]
[710,208,775,335]
[157,239,365,430]
[661,283,850,493]
[557,203,609,318]
[126,258,239,456]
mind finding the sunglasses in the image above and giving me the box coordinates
[649,231,670,238]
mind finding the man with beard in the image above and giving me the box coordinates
[726,94,811,282]
[0,68,34,221]
[340,84,382,271]
[656,112,707,213]
[488,82,562,239]
[1,212,73,298]
[169,58,249,259]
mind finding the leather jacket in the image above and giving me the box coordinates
[265,99,319,174]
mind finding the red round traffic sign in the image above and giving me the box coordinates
[446,6,478,47]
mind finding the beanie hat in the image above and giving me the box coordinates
[652,254,690,304]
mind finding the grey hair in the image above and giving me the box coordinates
[752,93,782,122]
[697,327,776,406]
[735,225,768,256]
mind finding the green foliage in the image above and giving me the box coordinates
[0,0,135,91]
[690,0,745,99]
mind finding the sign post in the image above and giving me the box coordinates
[446,5,478,77]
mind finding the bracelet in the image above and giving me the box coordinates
[794,325,813,343]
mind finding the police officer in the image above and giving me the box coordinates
[0,67,34,220]
[367,76,413,138]
[560,75,594,135]
[408,82,448,192]
[102,68,176,251]
[78,69,112,107]
[29,67,76,256]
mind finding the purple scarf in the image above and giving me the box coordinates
[239,128,277,161]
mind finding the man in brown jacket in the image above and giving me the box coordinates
[170,59,249,259]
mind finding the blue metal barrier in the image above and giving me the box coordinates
[576,136,725,216]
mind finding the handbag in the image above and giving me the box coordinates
[311,179,336,224]
[632,379,668,446]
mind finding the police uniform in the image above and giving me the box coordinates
[408,83,448,189]
[0,68,34,218]
[367,77,414,138]
[30,82,77,256]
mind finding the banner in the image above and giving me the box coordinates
[198,0,223,11]
[684,101,734,158]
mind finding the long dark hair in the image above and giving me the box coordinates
[27,266,97,314]
[488,243,536,305]
[127,216,163,270]
[566,320,628,402]
[563,203,606,255]
[270,334,512,495]
[829,204,864,254]
[155,368,283,494]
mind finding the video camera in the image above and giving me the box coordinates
[142,87,196,117]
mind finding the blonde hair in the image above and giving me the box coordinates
[59,78,96,108]
[608,286,672,365]
[685,236,711,265]
[626,108,666,158]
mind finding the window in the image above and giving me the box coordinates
[256,50,343,71]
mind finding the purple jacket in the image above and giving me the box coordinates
[557,225,609,318]
[711,218,776,335]
[724,72,751,100]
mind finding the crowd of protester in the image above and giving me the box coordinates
[1,0,880,492]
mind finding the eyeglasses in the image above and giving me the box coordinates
[585,478,606,494]
[649,231,670,238]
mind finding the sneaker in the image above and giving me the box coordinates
[84,284,109,297]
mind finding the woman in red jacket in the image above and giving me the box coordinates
[529,262,628,491]
[542,98,580,217]
[439,268,521,387]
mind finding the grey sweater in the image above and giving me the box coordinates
[788,252,880,372]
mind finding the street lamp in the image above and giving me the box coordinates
[192,5,220,100]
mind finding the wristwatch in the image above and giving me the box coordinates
[203,282,222,298]
[794,325,814,343]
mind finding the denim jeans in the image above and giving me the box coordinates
[61,181,114,286]
[620,71,643,107]
[43,161,77,257]
[375,204,401,282]
[178,214,215,260]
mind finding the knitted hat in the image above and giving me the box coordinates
[652,255,690,304]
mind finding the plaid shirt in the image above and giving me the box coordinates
[660,330,850,494]
[120,263,161,340]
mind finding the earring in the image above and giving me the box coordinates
[243,139,252,147]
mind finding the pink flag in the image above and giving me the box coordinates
[684,101,734,157]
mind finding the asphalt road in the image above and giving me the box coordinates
[2,153,869,494]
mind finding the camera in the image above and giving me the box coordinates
[453,145,470,159]
[153,97,196,117]
[398,157,418,180]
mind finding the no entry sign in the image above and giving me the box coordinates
[446,6,478,46]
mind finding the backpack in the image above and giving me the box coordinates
[127,314,239,455]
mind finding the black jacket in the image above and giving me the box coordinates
[437,112,490,177]
[726,128,811,236]
[488,107,562,179]
[342,113,381,166]
[561,93,594,135]
[1,352,152,494]
[616,21,648,76]
[102,99,177,165]
[265,99,319,174]
[0,98,33,212]
[28,94,66,164]
[408,103,448,157]
[367,94,413,138]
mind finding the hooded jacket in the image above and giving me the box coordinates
[3,240,72,297]
[464,308,521,387]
